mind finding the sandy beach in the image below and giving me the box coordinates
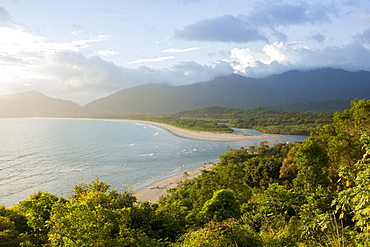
[135,163,214,203]
[131,120,273,141]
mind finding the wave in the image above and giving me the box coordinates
[180,148,199,155]
[137,153,154,157]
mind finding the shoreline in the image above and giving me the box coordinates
[122,119,274,141]
[41,117,274,141]
[135,163,215,203]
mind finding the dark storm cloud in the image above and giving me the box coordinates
[175,15,269,43]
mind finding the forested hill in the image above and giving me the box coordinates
[84,68,370,114]
[263,99,351,112]
[142,106,334,135]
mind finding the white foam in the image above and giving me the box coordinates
[137,153,154,157]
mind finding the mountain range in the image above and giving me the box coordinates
[0,68,369,117]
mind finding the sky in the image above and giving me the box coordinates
[0,0,369,105]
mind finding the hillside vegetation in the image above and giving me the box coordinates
[1,99,370,246]
[173,106,333,135]
[103,106,334,135]
[264,99,351,112]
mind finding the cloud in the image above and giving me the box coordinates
[0,25,121,104]
[177,0,204,4]
[0,26,111,62]
[270,28,288,42]
[175,15,268,43]
[5,49,233,104]
[0,22,233,104]
[28,39,369,104]
[175,2,336,44]
[0,27,46,57]
[170,61,234,80]
[0,53,125,105]
[354,28,370,44]
[230,42,293,73]
[62,57,233,104]
[230,41,370,77]
[248,2,336,27]
[0,55,29,65]
[2,1,367,105]
[94,49,120,56]
[116,61,233,89]
[312,33,326,43]
[92,6,121,14]
[43,51,125,90]
[355,12,370,24]
[124,61,233,87]
[127,56,175,65]
[0,6,11,22]
[163,47,200,53]
[307,44,370,71]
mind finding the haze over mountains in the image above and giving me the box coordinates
[0,91,84,117]
[1,68,369,117]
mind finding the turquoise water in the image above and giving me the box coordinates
[0,118,307,206]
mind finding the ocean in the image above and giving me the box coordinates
[0,118,307,206]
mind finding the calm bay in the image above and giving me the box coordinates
[0,118,307,206]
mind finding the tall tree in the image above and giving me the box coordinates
[293,138,329,192]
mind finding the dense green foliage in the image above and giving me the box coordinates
[1,99,370,246]
[97,106,334,135]
[163,106,333,135]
